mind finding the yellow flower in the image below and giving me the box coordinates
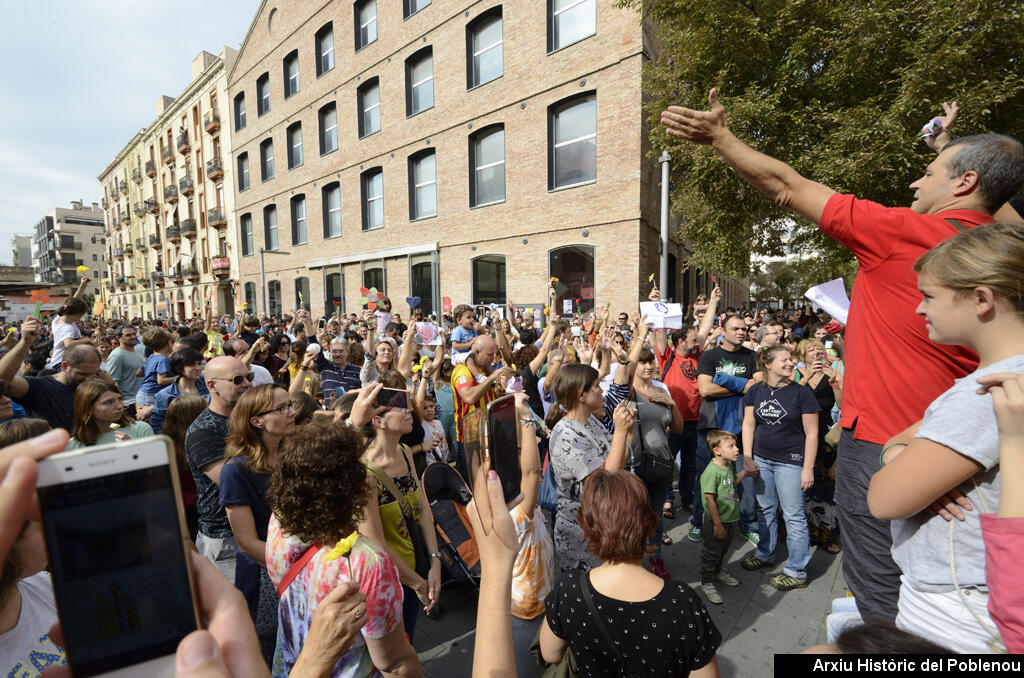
[324,531,359,562]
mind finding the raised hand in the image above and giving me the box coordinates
[661,88,728,146]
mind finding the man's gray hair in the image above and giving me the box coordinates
[944,134,1024,213]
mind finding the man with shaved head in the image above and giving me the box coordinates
[450,334,512,477]
[0,317,103,430]
[185,356,254,579]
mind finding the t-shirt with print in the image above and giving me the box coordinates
[544,572,720,678]
[891,353,1024,594]
[139,354,172,395]
[696,346,757,430]
[14,377,76,431]
[184,408,232,537]
[657,345,702,421]
[510,504,553,620]
[700,461,740,523]
[549,416,610,572]
[0,572,65,677]
[204,330,225,360]
[267,516,403,678]
[451,363,498,442]
[742,382,820,465]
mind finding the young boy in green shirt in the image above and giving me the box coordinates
[700,430,753,604]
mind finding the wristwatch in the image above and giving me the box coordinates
[429,552,442,559]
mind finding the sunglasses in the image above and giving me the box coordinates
[258,400,296,416]
[212,373,255,385]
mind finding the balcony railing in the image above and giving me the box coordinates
[207,207,226,228]
[136,237,147,251]
[164,185,178,203]
[176,131,190,153]
[161,147,174,165]
[151,271,165,286]
[212,257,231,277]
[166,224,180,242]
[204,109,220,133]
[131,167,142,184]
[145,160,157,177]
[149,233,161,247]
[123,244,133,256]
[133,202,146,217]
[185,266,200,279]
[101,197,108,209]
[180,219,197,238]
[118,179,127,192]
[145,198,159,214]
[206,156,223,180]
[55,241,83,251]
[179,176,194,196]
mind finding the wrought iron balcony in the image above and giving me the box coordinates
[204,109,220,133]
[145,198,159,214]
[180,219,197,238]
[179,176,194,196]
[166,224,180,242]
[207,207,227,229]
[131,167,143,184]
[145,160,157,177]
[206,156,223,181]
[164,185,178,203]
[212,257,231,278]
[162,147,174,165]
[176,131,190,153]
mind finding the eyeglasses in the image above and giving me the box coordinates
[258,400,296,416]
[211,373,255,385]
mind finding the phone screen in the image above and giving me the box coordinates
[486,396,521,504]
[37,456,197,676]
[376,387,409,410]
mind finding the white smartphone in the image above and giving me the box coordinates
[36,436,201,678]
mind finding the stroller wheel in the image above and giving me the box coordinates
[425,600,443,620]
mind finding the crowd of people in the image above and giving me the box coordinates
[0,98,1022,677]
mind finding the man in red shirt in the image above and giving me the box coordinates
[661,90,1024,622]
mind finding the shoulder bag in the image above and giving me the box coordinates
[631,390,674,486]
[365,448,432,579]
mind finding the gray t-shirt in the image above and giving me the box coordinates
[0,572,65,675]
[631,387,673,464]
[890,354,1024,593]
[105,347,143,403]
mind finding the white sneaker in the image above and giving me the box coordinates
[701,582,723,605]
[716,570,739,587]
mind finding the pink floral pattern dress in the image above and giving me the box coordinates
[267,514,403,677]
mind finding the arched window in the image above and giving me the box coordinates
[472,255,505,305]
[549,245,594,314]
[325,271,343,316]
[268,280,282,317]
[295,277,310,310]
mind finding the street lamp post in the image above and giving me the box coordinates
[659,151,671,298]
[259,247,291,317]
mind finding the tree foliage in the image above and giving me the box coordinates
[619,0,1024,276]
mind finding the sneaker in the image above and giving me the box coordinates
[770,574,809,591]
[716,570,739,587]
[700,582,723,605]
[687,525,703,542]
[648,556,671,581]
[741,555,773,571]
[743,531,760,546]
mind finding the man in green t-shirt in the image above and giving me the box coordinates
[699,430,753,604]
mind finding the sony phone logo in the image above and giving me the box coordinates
[87,459,115,467]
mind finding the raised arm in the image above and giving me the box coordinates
[614,315,649,386]
[661,89,836,225]
[0,319,38,399]
[395,324,418,378]
[73,276,90,300]
[528,319,557,376]
[697,286,722,347]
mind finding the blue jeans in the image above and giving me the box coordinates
[666,422,698,506]
[691,431,758,535]
[641,475,671,559]
[752,456,811,579]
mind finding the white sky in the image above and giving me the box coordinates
[0,0,259,263]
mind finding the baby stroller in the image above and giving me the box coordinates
[421,462,481,591]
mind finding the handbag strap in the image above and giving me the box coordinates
[578,569,634,676]
[276,544,321,597]
[660,350,676,382]
[365,450,419,523]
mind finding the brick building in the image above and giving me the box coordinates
[228,0,747,319]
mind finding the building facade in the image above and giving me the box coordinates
[227,0,745,320]
[30,201,105,295]
[98,48,240,321]
[11,236,32,268]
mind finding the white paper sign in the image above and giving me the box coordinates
[414,322,443,346]
[639,301,684,329]
[804,278,850,325]
[562,299,572,314]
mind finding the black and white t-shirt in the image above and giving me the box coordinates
[184,408,232,538]
[545,571,720,677]
[742,381,820,465]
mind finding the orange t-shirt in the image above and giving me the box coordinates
[510,504,553,620]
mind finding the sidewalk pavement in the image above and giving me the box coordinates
[412,511,849,677]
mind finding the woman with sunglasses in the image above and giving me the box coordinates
[357,372,442,642]
[221,383,297,662]
[149,347,210,434]
[267,334,291,384]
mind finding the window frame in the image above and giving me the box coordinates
[291,194,307,245]
[263,204,279,251]
[319,102,338,155]
[283,49,300,98]
[404,0,430,19]
[466,7,503,90]
[322,182,342,239]
[547,0,596,53]
[240,213,254,256]
[295,277,311,310]
[315,22,335,77]
[548,91,597,191]
[405,47,434,117]
[357,78,381,138]
[408,149,437,221]
[354,0,378,51]
[256,72,271,116]
[469,124,506,208]
[260,138,274,181]
[287,121,303,169]
[360,167,384,231]
[234,93,246,131]
[471,254,506,305]
[237,152,250,192]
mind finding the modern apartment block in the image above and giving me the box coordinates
[227,1,746,319]
[11,236,33,268]
[30,201,105,295]
[98,48,240,321]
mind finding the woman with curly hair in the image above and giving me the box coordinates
[67,381,153,448]
[221,383,296,661]
[268,417,422,677]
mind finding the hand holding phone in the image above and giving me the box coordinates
[468,396,522,507]
[375,387,409,410]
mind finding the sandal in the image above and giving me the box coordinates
[662,504,675,520]
[826,544,840,554]
[662,533,673,545]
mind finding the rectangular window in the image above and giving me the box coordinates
[241,213,254,255]
[316,23,335,76]
[550,94,597,189]
[409,150,437,220]
[549,0,596,52]
[404,0,430,18]
[244,281,257,308]
[470,126,505,207]
[260,139,274,181]
[283,50,300,98]
[322,182,342,238]
[287,122,303,169]
[257,73,270,116]
[406,49,434,116]
[291,194,307,245]
[264,205,278,250]
[355,0,377,50]
[319,103,338,155]
[237,153,250,191]
[358,79,381,137]
[361,169,383,231]
[468,10,502,88]
[234,93,246,130]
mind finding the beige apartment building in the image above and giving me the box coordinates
[98,48,241,321]
[228,0,746,320]
[31,201,105,296]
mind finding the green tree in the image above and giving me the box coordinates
[619,0,1024,276]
